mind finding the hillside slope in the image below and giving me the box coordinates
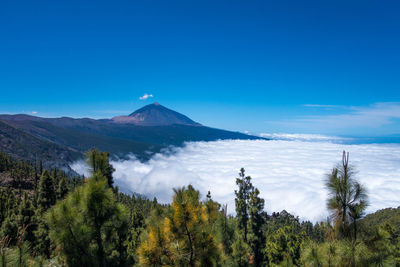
[0,120,81,174]
[0,104,263,163]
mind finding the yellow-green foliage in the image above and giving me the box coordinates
[265,225,304,266]
[138,185,222,267]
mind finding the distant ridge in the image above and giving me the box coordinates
[0,103,264,166]
[112,103,201,126]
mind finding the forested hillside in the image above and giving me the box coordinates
[0,120,80,165]
[0,149,399,266]
[0,104,262,163]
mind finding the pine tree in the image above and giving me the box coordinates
[217,204,236,256]
[138,185,222,266]
[247,188,265,266]
[126,206,146,264]
[231,235,251,267]
[47,173,129,266]
[265,225,303,266]
[16,194,35,246]
[85,149,115,187]
[56,177,68,200]
[37,170,56,211]
[235,168,252,242]
[33,219,51,258]
[138,224,171,266]
[234,168,266,266]
[0,215,18,245]
[325,151,368,239]
[165,185,221,266]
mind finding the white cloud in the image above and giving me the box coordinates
[139,93,154,100]
[70,160,90,177]
[71,140,400,223]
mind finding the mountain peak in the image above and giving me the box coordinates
[112,103,201,126]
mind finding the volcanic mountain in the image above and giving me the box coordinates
[112,103,201,126]
[0,103,264,166]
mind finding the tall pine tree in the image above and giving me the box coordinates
[37,170,56,211]
[235,168,252,242]
[85,149,115,187]
[234,168,266,266]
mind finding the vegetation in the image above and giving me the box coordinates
[325,151,368,240]
[0,109,262,163]
[0,149,399,266]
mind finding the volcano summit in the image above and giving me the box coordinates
[112,103,201,126]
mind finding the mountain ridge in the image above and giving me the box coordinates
[0,104,265,167]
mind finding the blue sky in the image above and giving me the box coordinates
[1,0,400,136]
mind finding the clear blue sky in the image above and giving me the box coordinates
[1,0,400,136]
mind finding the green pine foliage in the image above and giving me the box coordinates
[85,149,115,187]
[325,151,368,240]
[0,148,399,266]
[37,170,56,212]
[47,173,129,266]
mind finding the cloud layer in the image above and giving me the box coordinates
[71,139,400,222]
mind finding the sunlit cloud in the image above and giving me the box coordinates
[71,139,400,223]
[139,93,154,100]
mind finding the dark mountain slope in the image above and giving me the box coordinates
[0,103,264,162]
[0,120,80,165]
[0,118,163,159]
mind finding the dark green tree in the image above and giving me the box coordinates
[47,173,129,267]
[234,168,266,266]
[216,204,236,257]
[16,194,35,246]
[85,149,115,187]
[37,170,56,211]
[126,206,145,264]
[265,225,303,266]
[235,168,252,242]
[247,188,265,266]
[56,177,68,200]
[0,215,18,245]
[33,219,51,258]
[231,235,251,267]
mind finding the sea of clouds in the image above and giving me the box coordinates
[71,136,400,222]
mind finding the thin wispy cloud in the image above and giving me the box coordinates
[304,102,400,128]
[31,111,38,114]
[269,102,400,135]
[95,110,133,115]
[259,133,350,142]
[71,139,400,223]
[139,93,154,100]
[303,104,345,108]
